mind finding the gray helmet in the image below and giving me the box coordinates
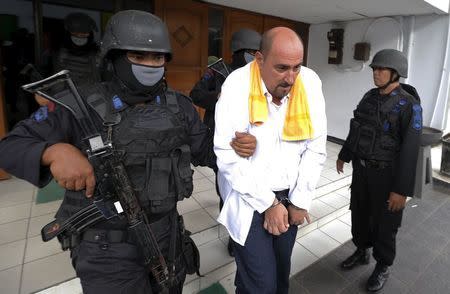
[231,29,261,53]
[369,49,408,78]
[99,10,172,64]
[64,13,98,33]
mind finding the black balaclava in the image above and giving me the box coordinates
[63,32,96,54]
[112,52,166,104]
[230,50,249,70]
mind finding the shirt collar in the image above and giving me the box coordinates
[261,78,289,105]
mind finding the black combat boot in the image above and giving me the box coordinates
[340,248,370,270]
[366,263,389,292]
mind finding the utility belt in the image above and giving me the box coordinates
[359,159,392,169]
[75,212,201,277]
[77,211,173,247]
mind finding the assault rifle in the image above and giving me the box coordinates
[22,70,171,292]
[207,57,230,79]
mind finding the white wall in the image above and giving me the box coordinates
[308,14,450,139]
[0,0,101,40]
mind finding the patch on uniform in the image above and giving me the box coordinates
[392,104,401,113]
[202,71,212,81]
[112,95,124,110]
[383,120,390,132]
[398,98,407,106]
[412,104,422,130]
[34,106,48,122]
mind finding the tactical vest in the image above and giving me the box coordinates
[55,85,194,225]
[53,47,99,86]
[344,88,416,161]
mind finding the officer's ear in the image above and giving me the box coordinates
[391,70,400,82]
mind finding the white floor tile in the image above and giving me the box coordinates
[0,219,28,245]
[296,221,318,239]
[24,235,61,263]
[192,178,215,194]
[183,209,218,234]
[196,166,215,177]
[193,189,219,208]
[218,224,230,238]
[297,230,340,258]
[205,205,220,220]
[200,261,236,290]
[0,186,34,209]
[21,251,76,294]
[317,176,331,187]
[0,239,26,271]
[318,192,349,209]
[219,272,236,294]
[191,226,219,247]
[0,178,35,196]
[193,169,205,180]
[36,278,82,294]
[182,278,200,294]
[197,239,234,274]
[177,197,202,215]
[0,265,22,294]
[319,219,352,244]
[339,211,352,226]
[27,213,55,237]
[308,200,335,219]
[0,202,31,225]
[290,242,319,276]
[317,205,349,227]
[30,200,62,218]
[334,185,351,199]
[321,168,347,182]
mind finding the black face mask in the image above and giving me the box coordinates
[112,53,166,103]
[231,50,249,70]
[64,32,95,54]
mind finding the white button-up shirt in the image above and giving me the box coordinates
[214,63,327,246]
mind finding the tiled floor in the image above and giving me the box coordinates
[290,186,450,294]
[0,141,364,294]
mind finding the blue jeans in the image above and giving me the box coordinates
[232,211,298,294]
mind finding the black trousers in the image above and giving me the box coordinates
[70,213,186,294]
[350,160,403,266]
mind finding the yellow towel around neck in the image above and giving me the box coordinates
[248,60,314,141]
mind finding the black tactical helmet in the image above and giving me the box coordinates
[64,13,98,33]
[369,49,408,78]
[231,28,261,53]
[99,10,172,64]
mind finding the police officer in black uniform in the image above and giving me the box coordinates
[336,49,422,292]
[52,12,99,86]
[0,10,255,294]
[190,28,261,132]
[190,28,261,256]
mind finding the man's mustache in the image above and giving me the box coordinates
[278,82,292,88]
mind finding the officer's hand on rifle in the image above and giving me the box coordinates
[230,132,257,157]
[41,143,96,197]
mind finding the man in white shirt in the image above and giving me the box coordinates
[214,27,327,294]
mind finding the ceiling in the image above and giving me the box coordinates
[203,0,449,24]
